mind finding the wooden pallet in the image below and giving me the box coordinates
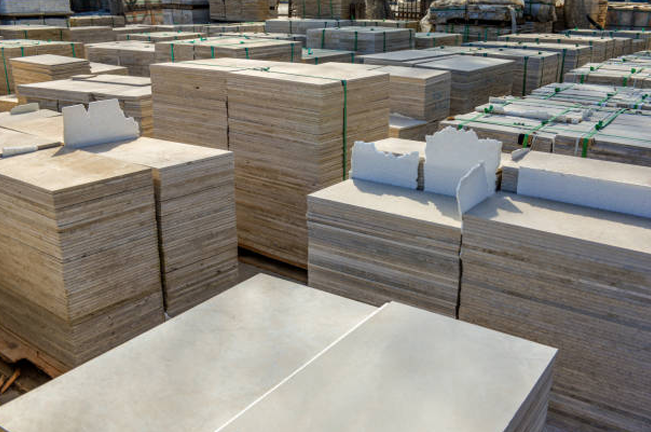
[0,327,67,379]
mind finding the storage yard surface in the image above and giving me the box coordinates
[0,1,649,431]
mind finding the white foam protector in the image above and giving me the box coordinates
[424,127,502,196]
[457,162,492,215]
[63,99,139,149]
[351,141,420,189]
[516,151,651,219]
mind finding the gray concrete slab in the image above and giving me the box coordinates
[218,302,558,432]
[0,274,375,432]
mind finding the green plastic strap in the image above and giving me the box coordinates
[59,29,63,41]
[245,47,249,59]
[70,43,76,57]
[463,24,469,43]
[522,105,576,148]
[23,30,27,39]
[350,52,354,63]
[20,47,24,57]
[211,46,215,58]
[315,56,319,65]
[329,0,333,18]
[457,111,487,130]
[321,29,326,49]
[558,48,566,82]
[302,0,306,18]
[341,80,348,180]
[484,28,488,41]
[1,48,9,94]
[170,43,175,62]
[522,56,528,96]
[354,31,358,51]
[127,34,130,40]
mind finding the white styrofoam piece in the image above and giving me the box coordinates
[511,148,530,162]
[1,145,38,158]
[63,99,139,149]
[424,126,502,196]
[456,162,492,215]
[516,154,651,219]
[350,141,420,189]
[10,103,39,115]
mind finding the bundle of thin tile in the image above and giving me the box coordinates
[0,274,377,432]
[208,0,276,21]
[111,24,158,38]
[460,187,651,431]
[10,55,92,94]
[308,179,461,315]
[17,74,153,135]
[209,32,307,48]
[443,97,651,166]
[498,33,614,62]
[388,114,439,140]
[563,29,643,55]
[468,48,560,96]
[0,25,67,41]
[69,15,126,27]
[302,47,355,63]
[86,41,156,76]
[62,26,116,44]
[82,137,238,316]
[227,62,389,267]
[465,40,592,79]
[607,3,651,31]
[305,26,414,54]
[415,55,513,115]
[150,58,284,149]
[162,0,210,25]
[220,301,557,432]
[0,147,164,370]
[414,31,461,48]
[155,36,301,62]
[291,0,361,20]
[530,82,651,111]
[116,31,204,42]
[564,62,651,88]
[0,107,64,142]
[351,19,420,30]
[203,23,266,36]
[265,18,352,34]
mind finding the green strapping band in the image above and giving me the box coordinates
[245,47,249,59]
[59,29,63,41]
[321,29,326,49]
[70,43,76,57]
[354,31,358,51]
[457,111,488,130]
[341,80,348,179]
[170,44,175,62]
[211,46,215,58]
[329,0,333,18]
[350,52,354,63]
[522,105,576,148]
[484,28,488,42]
[522,56,528,96]
[1,48,9,94]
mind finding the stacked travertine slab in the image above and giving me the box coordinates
[90,62,129,75]
[209,0,276,21]
[150,58,284,149]
[302,48,355,64]
[227,62,389,267]
[17,75,153,136]
[0,123,60,157]
[414,31,461,48]
[308,179,461,315]
[359,48,460,66]
[415,55,513,115]
[0,108,64,142]
[466,40,592,78]
[116,31,204,42]
[265,18,352,34]
[207,32,307,48]
[498,33,614,62]
[0,40,86,95]
[353,19,419,30]
[0,274,377,432]
[306,27,414,54]
[10,55,91,92]
[111,24,157,38]
[291,0,361,19]
[203,23,265,36]
[0,25,67,41]
[0,147,164,370]
[62,26,116,44]
[563,29,651,50]
[86,41,156,76]
[220,302,557,432]
[69,15,126,27]
[154,36,302,62]
[83,138,238,316]
[461,190,651,431]
[564,62,651,88]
